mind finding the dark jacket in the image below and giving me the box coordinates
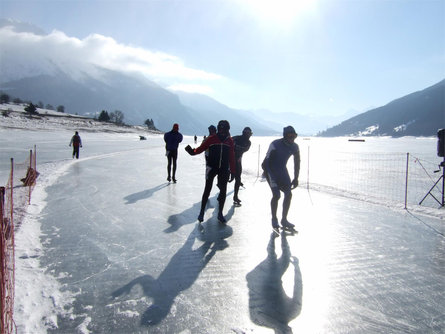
[70,135,82,147]
[232,135,251,160]
[262,138,300,182]
[193,134,236,173]
[164,130,183,151]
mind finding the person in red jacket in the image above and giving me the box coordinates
[185,120,236,223]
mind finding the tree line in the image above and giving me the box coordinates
[1,92,158,130]
[1,92,65,113]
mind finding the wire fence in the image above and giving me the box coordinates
[1,147,37,334]
[246,141,444,213]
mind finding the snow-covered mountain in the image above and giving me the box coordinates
[318,79,445,137]
[0,19,277,135]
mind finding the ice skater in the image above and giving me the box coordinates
[69,131,82,159]
[204,125,216,165]
[185,120,236,223]
[232,127,252,205]
[164,123,183,183]
[262,126,300,231]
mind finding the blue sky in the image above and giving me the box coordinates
[1,0,444,117]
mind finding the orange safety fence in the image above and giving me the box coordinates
[1,147,37,334]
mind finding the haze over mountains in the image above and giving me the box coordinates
[0,18,442,136]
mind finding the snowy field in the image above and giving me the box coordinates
[1,111,444,333]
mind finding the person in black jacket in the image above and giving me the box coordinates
[262,126,300,230]
[185,120,236,224]
[164,123,183,183]
[69,131,82,159]
[232,127,252,205]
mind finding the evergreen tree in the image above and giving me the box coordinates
[98,110,110,122]
[0,93,10,104]
[24,103,38,114]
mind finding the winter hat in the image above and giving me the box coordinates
[208,125,216,133]
[173,123,179,131]
[217,120,230,132]
[242,127,252,135]
[283,126,297,137]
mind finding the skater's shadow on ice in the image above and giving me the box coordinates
[164,194,217,233]
[124,183,169,204]
[111,223,232,326]
[246,233,302,334]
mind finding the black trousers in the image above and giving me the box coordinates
[72,146,80,159]
[200,167,230,215]
[166,149,178,178]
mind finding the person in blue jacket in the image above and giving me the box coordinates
[164,123,183,183]
[262,126,300,230]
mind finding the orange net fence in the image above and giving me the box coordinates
[1,148,37,334]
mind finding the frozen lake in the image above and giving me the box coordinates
[1,129,444,333]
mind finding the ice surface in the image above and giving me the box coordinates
[1,127,444,333]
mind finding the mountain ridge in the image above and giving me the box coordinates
[318,79,445,137]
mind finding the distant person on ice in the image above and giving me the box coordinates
[164,123,183,183]
[69,131,82,159]
[185,120,236,224]
[232,127,252,205]
[262,126,300,231]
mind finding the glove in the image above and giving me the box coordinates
[185,145,195,155]
[229,173,235,182]
[291,179,298,189]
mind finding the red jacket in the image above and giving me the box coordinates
[194,134,236,174]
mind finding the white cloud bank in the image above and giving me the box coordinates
[0,25,222,93]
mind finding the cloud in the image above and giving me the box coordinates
[0,25,223,86]
[167,83,214,95]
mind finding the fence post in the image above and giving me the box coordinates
[10,159,13,224]
[405,153,409,209]
[0,186,5,333]
[257,144,261,178]
[307,146,310,190]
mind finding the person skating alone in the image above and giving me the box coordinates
[69,131,82,159]
[232,127,252,205]
[164,123,183,183]
[262,126,300,231]
[185,120,236,224]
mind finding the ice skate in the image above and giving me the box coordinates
[271,218,280,235]
[281,219,297,233]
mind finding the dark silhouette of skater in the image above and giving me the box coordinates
[262,126,300,230]
[112,223,232,326]
[246,233,302,333]
[164,123,183,183]
[232,126,252,204]
[69,131,82,159]
[185,120,236,223]
[204,125,217,165]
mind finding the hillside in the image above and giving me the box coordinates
[0,103,161,135]
[318,79,445,137]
